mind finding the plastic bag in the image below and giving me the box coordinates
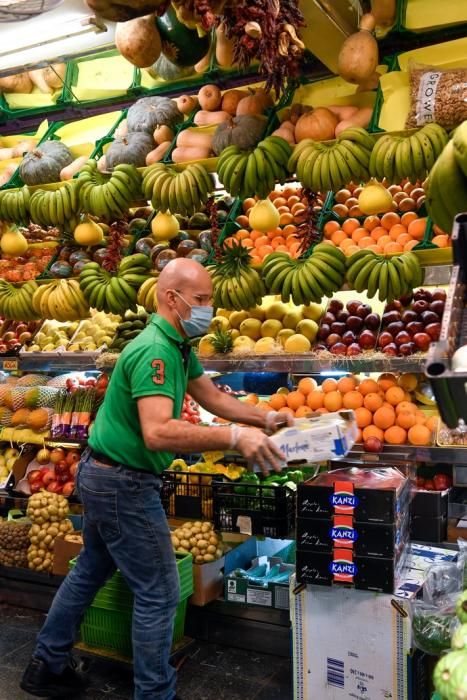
[412,598,459,655]
[406,61,467,130]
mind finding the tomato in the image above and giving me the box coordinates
[415,477,425,487]
[433,474,452,490]
[424,479,435,491]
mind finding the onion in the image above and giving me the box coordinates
[453,345,467,372]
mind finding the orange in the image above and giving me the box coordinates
[342,390,364,409]
[396,411,417,430]
[401,211,418,227]
[355,407,373,428]
[359,378,379,395]
[256,401,272,411]
[340,238,355,252]
[244,393,259,404]
[363,392,384,412]
[377,373,398,392]
[384,426,407,445]
[396,233,411,247]
[366,244,384,254]
[432,235,449,248]
[315,407,329,414]
[307,390,325,410]
[257,245,274,258]
[426,415,440,432]
[283,224,297,237]
[332,204,349,217]
[384,241,404,254]
[342,218,360,234]
[381,212,401,230]
[351,227,368,243]
[345,244,360,256]
[331,230,348,246]
[362,425,384,441]
[324,391,343,412]
[371,226,388,242]
[378,235,392,248]
[274,245,289,254]
[273,197,287,208]
[358,236,375,249]
[250,229,262,241]
[433,223,447,235]
[243,198,256,212]
[385,386,406,406]
[242,238,254,249]
[279,213,294,226]
[271,236,286,248]
[236,228,250,240]
[295,405,313,418]
[254,235,270,248]
[373,406,396,430]
[363,215,380,231]
[288,195,300,207]
[324,220,341,236]
[356,428,363,443]
[278,406,295,416]
[414,411,428,425]
[389,224,407,240]
[236,215,250,227]
[395,401,418,415]
[269,393,287,410]
[298,377,317,395]
[398,373,418,392]
[407,424,431,446]
[404,240,418,251]
[286,390,306,410]
[337,376,358,394]
[322,378,338,393]
[407,218,426,241]
[288,241,301,256]
[349,205,363,217]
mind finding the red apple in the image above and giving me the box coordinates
[318,324,331,340]
[384,301,402,312]
[46,481,62,493]
[432,290,447,302]
[364,437,383,453]
[364,313,380,330]
[387,321,404,336]
[40,467,55,485]
[406,321,424,336]
[395,330,411,346]
[356,304,372,319]
[342,330,356,346]
[429,300,445,317]
[346,300,362,315]
[382,343,398,356]
[27,469,42,483]
[330,342,347,355]
[66,450,81,466]
[30,481,42,493]
[399,342,416,356]
[347,316,364,332]
[327,333,343,346]
[62,481,75,497]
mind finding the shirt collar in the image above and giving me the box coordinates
[150,314,186,344]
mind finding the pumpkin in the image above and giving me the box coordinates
[156,5,210,67]
[19,141,73,186]
[153,124,174,144]
[236,89,274,116]
[212,115,267,155]
[127,96,183,133]
[105,132,154,168]
[294,108,339,142]
[150,53,195,81]
[222,89,248,116]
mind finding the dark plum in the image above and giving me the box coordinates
[330,343,347,355]
[342,330,356,346]
[401,310,418,324]
[364,313,380,330]
[356,304,372,319]
[377,331,394,348]
[412,300,430,314]
[395,330,411,346]
[318,324,331,340]
[359,330,377,349]
[382,343,398,356]
[347,315,364,332]
[399,342,415,356]
[413,332,431,351]
[425,323,441,341]
[330,322,347,335]
[322,312,336,325]
[429,300,445,317]
[382,310,401,325]
[336,310,350,323]
[432,290,447,302]
[328,300,344,313]
[406,321,424,336]
[346,300,361,315]
[384,300,402,312]
[421,310,439,326]
[346,343,362,356]
[387,321,404,336]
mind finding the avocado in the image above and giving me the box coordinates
[189,212,210,229]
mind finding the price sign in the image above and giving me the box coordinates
[2,359,18,371]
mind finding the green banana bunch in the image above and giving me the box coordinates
[32,279,90,322]
[78,160,142,222]
[142,162,213,216]
[209,241,265,311]
[79,253,152,315]
[28,180,82,229]
[0,186,30,224]
[426,123,467,234]
[369,123,448,184]
[262,244,346,305]
[0,280,40,321]
[217,136,292,200]
[289,127,374,192]
[345,249,423,302]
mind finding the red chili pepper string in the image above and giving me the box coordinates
[102,220,128,273]
[297,189,321,256]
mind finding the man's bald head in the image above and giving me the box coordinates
[155,258,213,337]
[157,258,212,302]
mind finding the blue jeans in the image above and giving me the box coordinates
[34,453,180,700]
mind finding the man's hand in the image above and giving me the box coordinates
[265,410,294,433]
[234,427,286,476]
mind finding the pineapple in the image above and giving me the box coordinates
[211,329,234,354]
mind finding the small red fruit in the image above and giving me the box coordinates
[363,437,383,453]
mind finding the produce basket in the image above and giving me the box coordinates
[0,120,58,190]
[70,551,193,657]
[161,471,223,520]
[426,213,467,427]
[212,480,295,537]
[397,0,467,34]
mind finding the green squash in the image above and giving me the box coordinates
[127,96,183,134]
[19,141,73,186]
[105,132,154,169]
[156,5,210,67]
[212,115,268,155]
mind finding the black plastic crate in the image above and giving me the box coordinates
[212,481,295,537]
[426,213,467,427]
[161,471,224,521]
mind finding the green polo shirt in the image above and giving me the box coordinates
[89,314,204,474]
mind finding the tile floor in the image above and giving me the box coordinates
[0,604,293,700]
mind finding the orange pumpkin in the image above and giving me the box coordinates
[294,107,339,142]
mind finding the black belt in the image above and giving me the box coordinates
[88,448,153,476]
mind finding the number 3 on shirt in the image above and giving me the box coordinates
[151,359,165,385]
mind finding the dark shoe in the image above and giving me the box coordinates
[20,656,87,698]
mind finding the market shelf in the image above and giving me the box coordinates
[199,354,432,374]
[341,444,467,466]
[11,352,103,372]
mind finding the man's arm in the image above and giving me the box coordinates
[188,374,291,430]
[137,394,286,474]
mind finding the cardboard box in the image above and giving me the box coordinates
[190,557,225,607]
[225,538,295,610]
[296,512,409,559]
[296,467,410,524]
[52,533,83,576]
[296,545,408,594]
[290,577,412,700]
[264,411,358,470]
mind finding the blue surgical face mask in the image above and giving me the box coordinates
[175,291,213,338]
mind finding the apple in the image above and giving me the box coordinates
[40,468,55,485]
[27,469,42,483]
[432,290,447,302]
[429,300,445,317]
[327,333,343,345]
[347,316,364,332]
[66,450,81,466]
[358,330,377,349]
[56,473,70,484]
[69,462,78,477]
[330,322,346,335]
[322,312,336,325]
[421,310,439,326]
[406,321,424,336]
[395,331,411,346]
[401,310,418,324]
[382,310,401,325]
[342,331,356,346]
[62,481,75,497]
[54,459,69,476]
[356,304,372,319]
[384,301,402,312]
[399,342,416,356]
[30,481,42,493]
[0,344,7,354]
[387,321,404,336]
[364,437,383,453]
[346,300,361,315]
[46,481,62,494]
[2,332,16,342]
[378,331,394,348]
[50,448,65,464]
[412,300,429,314]
[413,332,431,351]
[318,324,331,340]
[328,300,344,313]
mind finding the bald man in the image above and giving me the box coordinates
[21,259,292,700]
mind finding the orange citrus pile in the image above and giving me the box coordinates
[246,373,438,446]
[331,180,426,218]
